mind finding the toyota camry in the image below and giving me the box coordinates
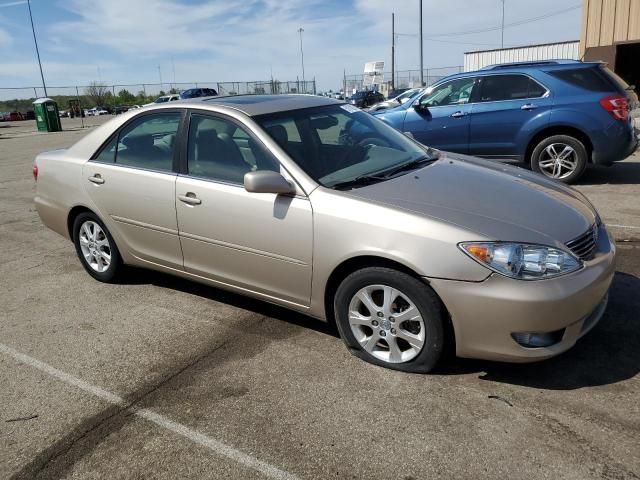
[33,95,615,372]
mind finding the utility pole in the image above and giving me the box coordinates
[419,0,424,86]
[171,56,176,87]
[297,27,306,86]
[501,0,505,48]
[391,13,395,90]
[27,0,47,97]
[158,65,162,88]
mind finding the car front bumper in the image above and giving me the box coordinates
[426,226,616,362]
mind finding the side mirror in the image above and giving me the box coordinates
[413,103,428,113]
[244,170,296,195]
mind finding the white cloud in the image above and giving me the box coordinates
[0,26,12,46]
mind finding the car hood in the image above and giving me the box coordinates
[346,152,597,247]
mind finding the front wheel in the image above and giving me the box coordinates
[334,267,446,373]
[530,135,588,184]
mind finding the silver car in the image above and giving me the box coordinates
[34,95,615,372]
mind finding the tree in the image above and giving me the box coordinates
[158,90,166,97]
[117,89,136,104]
[85,81,109,107]
[169,88,179,94]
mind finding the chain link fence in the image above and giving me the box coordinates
[345,66,463,96]
[0,80,316,113]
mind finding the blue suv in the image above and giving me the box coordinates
[374,60,637,183]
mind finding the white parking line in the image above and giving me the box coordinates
[608,224,640,230]
[0,342,299,480]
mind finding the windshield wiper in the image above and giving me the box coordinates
[331,174,387,190]
[378,154,437,178]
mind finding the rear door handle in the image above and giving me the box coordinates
[88,174,105,185]
[521,103,537,110]
[178,193,202,206]
[450,111,467,118]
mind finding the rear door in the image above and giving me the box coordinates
[468,74,551,158]
[402,76,477,152]
[83,110,184,269]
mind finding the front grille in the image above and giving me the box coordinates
[566,224,598,260]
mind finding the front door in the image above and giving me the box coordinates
[83,110,184,269]
[402,76,477,153]
[175,111,313,307]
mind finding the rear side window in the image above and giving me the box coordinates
[547,67,619,92]
[476,74,546,102]
[100,112,181,172]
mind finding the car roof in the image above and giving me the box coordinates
[430,60,602,86]
[182,94,343,116]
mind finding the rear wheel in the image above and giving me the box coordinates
[530,134,588,184]
[72,212,122,283]
[334,267,446,373]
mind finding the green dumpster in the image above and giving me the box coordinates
[33,98,62,132]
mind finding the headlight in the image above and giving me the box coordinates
[459,242,581,280]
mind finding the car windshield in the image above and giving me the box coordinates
[155,97,170,103]
[254,104,435,189]
[395,89,421,102]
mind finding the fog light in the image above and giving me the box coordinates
[511,329,565,348]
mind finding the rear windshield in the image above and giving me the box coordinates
[546,66,622,93]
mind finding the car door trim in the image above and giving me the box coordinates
[111,215,179,236]
[179,230,308,266]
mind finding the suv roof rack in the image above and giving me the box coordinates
[480,59,582,70]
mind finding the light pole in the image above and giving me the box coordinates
[297,27,306,88]
[27,0,47,97]
[158,65,162,88]
[501,0,505,48]
[419,0,424,86]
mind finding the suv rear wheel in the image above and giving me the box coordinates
[530,134,588,184]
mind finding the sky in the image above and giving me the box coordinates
[0,0,582,93]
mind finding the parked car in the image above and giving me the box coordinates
[8,111,24,121]
[33,95,614,373]
[0,112,8,121]
[387,87,410,99]
[59,110,69,118]
[349,90,384,108]
[86,107,109,116]
[367,88,424,112]
[179,88,218,99]
[375,60,638,183]
[143,94,180,107]
[24,110,35,120]
[113,105,132,115]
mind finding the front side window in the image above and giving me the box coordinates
[187,113,279,184]
[419,77,476,107]
[476,74,546,102]
[114,112,181,171]
[255,104,435,188]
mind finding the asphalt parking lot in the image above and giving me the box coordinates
[1,119,639,479]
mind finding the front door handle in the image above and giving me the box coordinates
[88,174,105,185]
[450,111,467,118]
[521,103,537,110]
[178,193,202,206]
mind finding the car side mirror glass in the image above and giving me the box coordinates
[244,170,296,195]
[413,103,428,113]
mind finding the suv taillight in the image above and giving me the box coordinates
[599,95,629,121]
[32,164,38,181]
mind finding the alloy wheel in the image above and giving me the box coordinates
[78,220,111,273]
[538,143,578,180]
[348,284,425,363]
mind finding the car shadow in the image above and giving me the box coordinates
[578,156,640,185]
[119,268,639,390]
[437,271,640,390]
[119,267,340,338]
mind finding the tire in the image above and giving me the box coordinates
[72,212,122,283]
[334,267,446,373]
[530,134,588,184]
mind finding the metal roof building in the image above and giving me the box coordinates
[463,41,579,72]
